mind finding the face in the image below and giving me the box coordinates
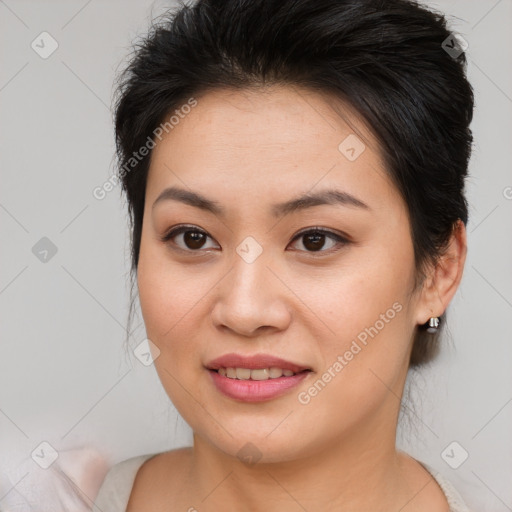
[137,85,426,463]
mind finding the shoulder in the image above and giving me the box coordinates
[419,461,472,512]
[93,452,163,512]
[398,452,473,512]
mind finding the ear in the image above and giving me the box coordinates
[415,219,467,325]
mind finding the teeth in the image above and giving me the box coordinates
[269,367,283,378]
[216,367,300,380]
[236,368,251,380]
[251,369,269,381]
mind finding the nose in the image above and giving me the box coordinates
[210,247,292,338]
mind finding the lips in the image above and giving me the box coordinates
[206,353,312,402]
[206,353,311,373]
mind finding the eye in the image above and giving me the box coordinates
[160,225,350,255]
[288,227,350,254]
[160,225,219,252]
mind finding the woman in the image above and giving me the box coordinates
[94,0,474,510]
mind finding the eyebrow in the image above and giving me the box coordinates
[152,186,370,217]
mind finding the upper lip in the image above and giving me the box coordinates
[205,353,311,373]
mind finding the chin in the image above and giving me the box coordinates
[193,421,321,466]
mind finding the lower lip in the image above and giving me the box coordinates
[208,369,310,402]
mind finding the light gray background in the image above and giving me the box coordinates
[1,1,511,510]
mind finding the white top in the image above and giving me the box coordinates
[93,453,472,511]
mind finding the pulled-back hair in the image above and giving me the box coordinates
[114,0,474,366]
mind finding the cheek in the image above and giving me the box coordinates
[289,270,414,433]
[300,237,416,387]
[136,238,220,404]
[299,242,413,341]
[137,235,202,340]
[136,245,211,416]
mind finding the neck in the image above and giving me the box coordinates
[188,398,413,511]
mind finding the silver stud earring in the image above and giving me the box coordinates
[426,317,440,334]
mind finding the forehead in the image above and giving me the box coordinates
[146,85,401,215]
[153,85,379,155]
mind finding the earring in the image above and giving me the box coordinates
[426,316,440,334]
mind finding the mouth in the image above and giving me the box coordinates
[206,353,311,373]
[213,367,307,380]
[205,353,312,402]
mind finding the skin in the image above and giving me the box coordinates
[129,85,467,511]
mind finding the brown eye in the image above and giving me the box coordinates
[182,230,207,249]
[160,225,349,255]
[289,228,349,254]
[302,232,327,252]
[160,225,219,251]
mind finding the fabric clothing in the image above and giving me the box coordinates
[0,447,109,512]
[93,452,471,511]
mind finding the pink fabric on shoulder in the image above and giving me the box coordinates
[0,447,109,511]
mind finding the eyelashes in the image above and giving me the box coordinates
[160,225,217,252]
[290,227,349,254]
[159,224,351,256]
